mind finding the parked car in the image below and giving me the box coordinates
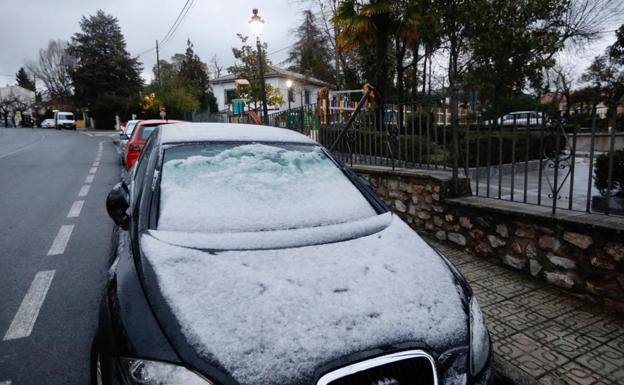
[55,111,76,130]
[118,119,141,164]
[95,123,493,385]
[41,118,55,128]
[501,111,543,127]
[122,119,184,170]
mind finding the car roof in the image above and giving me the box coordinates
[138,119,184,126]
[159,123,316,145]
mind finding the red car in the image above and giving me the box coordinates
[123,119,185,170]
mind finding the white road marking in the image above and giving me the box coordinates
[0,381,12,385]
[3,271,55,341]
[85,174,95,184]
[89,167,97,174]
[47,225,74,255]
[78,185,91,197]
[93,161,100,167]
[67,201,84,218]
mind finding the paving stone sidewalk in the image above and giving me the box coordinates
[433,241,624,385]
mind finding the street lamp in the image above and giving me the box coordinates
[249,8,268,125]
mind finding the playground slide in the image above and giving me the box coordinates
[248,110,262,124]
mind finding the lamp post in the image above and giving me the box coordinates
[286,79,293,129]
[249,8,268,125]
[286,79,293,111]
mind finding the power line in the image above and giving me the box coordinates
[267,45,294,56]
[135,0,196,58]
[161,0,197,47]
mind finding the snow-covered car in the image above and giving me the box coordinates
[41,118,55,128]
[95,123,493,385]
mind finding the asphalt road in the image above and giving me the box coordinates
[0,127,120,385]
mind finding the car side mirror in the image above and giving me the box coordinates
[106,182,130,230]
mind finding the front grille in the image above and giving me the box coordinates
[318,350,437,385]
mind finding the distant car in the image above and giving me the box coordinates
[55,111,76,130]
[41,119,55,128]
[118,119,141,164]
[123,119,184,170]
[95,123,493,385]
[501,111,543,127]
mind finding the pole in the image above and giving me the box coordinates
[156,40,161,87]
[256,37,269,125]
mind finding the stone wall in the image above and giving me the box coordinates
[355,165,624,312]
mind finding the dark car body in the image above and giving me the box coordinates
[94,123,492,385]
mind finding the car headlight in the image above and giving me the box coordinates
[121,358,214,385]
[469,297,490,376]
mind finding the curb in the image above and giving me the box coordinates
[494,357,537,385]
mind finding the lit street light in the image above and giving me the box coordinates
[249,8,268,125]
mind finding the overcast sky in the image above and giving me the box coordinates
[0,0,306,86]
[0,0,620,89]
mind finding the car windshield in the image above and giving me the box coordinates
[158,142,377,233]
[124,121,138,136]
[59,114,73,120]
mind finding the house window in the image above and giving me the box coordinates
[225,89,236,105]
[288,88,294,103]
[304,90,310,105]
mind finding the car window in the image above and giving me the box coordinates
[158,142,377,233]
[59,113,74,120]
[133,133,157,200]
[139,124,160,141]
[124,121,138,136]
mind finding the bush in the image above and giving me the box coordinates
[594,149,624,198]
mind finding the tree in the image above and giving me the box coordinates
[582,52,624,130]
[210,55,224,79]
[228,34,284,108]
[178,39,218,112]
[332,0,395,106]
[286,10,335,83]
[68,10,143,129]
[27,39,73,104]
[610,24,624,63]
[16,67,36,92]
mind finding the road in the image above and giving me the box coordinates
[0,128,120,385]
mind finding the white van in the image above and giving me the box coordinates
[55,111,76,130]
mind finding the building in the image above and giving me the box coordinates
[210,66,330,114]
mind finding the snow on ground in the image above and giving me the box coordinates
[141,217,467,385]
[158,143,377,233]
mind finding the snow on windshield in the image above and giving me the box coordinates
[158,143,377,233]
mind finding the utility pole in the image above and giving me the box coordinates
[156,40,161,87]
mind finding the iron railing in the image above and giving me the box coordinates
[268,103,622,216]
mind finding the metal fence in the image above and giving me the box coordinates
[268,103,623,217]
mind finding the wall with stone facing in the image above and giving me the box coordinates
[355,165,624,312]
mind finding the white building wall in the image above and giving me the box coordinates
[211,76,323,113]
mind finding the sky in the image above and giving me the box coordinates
[0,0,620,90]
[0,0,305,86]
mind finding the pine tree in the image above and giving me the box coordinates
[286,10,335,83]
[178,39,218,112]
[15,67,36,92]
[68,10,143,129]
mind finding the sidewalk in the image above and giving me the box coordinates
[431,241,624,385]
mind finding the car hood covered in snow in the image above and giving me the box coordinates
[140,214,468,385]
